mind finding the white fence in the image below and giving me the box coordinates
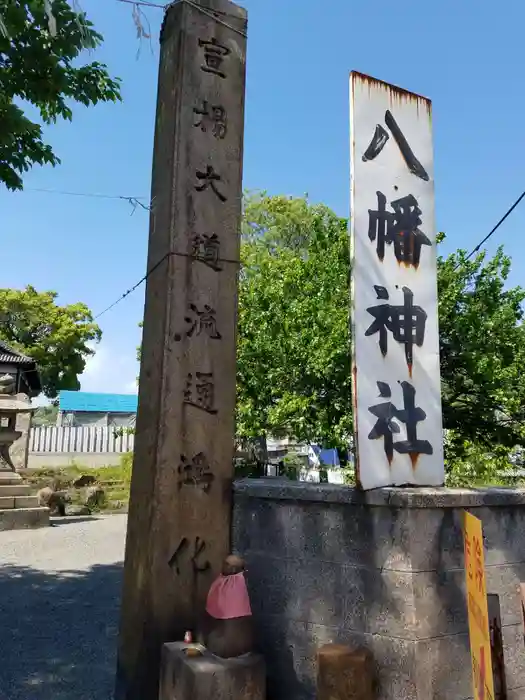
[29,426,134,454]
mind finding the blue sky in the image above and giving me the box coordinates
[2,0,525,397]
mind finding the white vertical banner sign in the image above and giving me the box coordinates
[350,72,444,490]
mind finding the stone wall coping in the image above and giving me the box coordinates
[233,478,525,508]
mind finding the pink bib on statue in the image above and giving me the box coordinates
[206,572,252,620]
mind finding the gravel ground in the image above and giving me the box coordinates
[0,515,127,700]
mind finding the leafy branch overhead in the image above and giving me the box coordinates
[0,0,121,189]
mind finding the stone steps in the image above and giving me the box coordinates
[0,484,32,496]
[0,495,39,509]
[0,507,49,531]
[0,475,49,530]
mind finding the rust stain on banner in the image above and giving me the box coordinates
[351,71,432,119]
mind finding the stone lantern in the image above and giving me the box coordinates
[0,374,33,484]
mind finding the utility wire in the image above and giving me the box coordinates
[94,252,170,320]
[453,189,525,270]
[116,0,248,38]
[25,187,151,213]
[94,249,241,320]
[95,187,525,321]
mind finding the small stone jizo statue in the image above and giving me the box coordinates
[202,554,254,658]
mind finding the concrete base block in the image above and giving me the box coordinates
[0,506,49,530]
[159,642,265,700]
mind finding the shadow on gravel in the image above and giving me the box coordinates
[49,517,102,527]
[0,562,123,700]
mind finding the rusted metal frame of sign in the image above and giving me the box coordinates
[349,71,444,490]
[115,2,247,699]
[487,593,507,700]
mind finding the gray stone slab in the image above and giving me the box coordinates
[234,498,415,571]
[485,564,525,627]
[159,642,265,700]
[415,631,472,699]
[0,507,49,531]
[234,479,525,508]
[0,485,31,497]
[478,507,525,566]
[502,624,525,691]
[412,568,467,638]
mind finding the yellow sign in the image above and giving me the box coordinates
[463,511,495,700]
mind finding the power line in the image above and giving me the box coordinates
[25,187,151,213]
[94,250,241,320]
[95,252,170,320]
[454,189,525,270]
[116,0,248,38]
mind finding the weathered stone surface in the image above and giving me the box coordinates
[233,482,525,699]
[234,479,525,508]
[14,495,39,509]
[159,642,265,700]
[0,506,49,530]
[235,496,414,571]
[65,504,91,517]
[10,400,31,471]
[84,485,105,508]
[0,484,31,496]
[317,644,374,700]
[116,1,247,698]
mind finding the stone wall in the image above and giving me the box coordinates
[233,480,525,700]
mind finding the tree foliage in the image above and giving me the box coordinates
[237,195,351,447]
[135,193,525,471]
[236,193,525,464]
[0,0,121,189]
[0,285,101,397]
[32,403,58,425]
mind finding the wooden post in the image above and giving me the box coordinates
[317,644,375,700]
[114,1,247,698]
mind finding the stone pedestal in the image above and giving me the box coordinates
[0,394,48,530]
[159,642,265,700]
[233,480,525,700]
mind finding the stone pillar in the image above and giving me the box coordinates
[115,2,247,699]
[11,394,32,471]
[0,394,33,484]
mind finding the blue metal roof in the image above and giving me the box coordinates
[59,391,138,413]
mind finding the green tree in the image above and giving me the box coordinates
[237,194,351,448]
[0,0,121,190]
[136,193,525,469]
[237,193,525,463]
[438,243,525,458]
[0,285,101,397]
[32,403,58,426]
